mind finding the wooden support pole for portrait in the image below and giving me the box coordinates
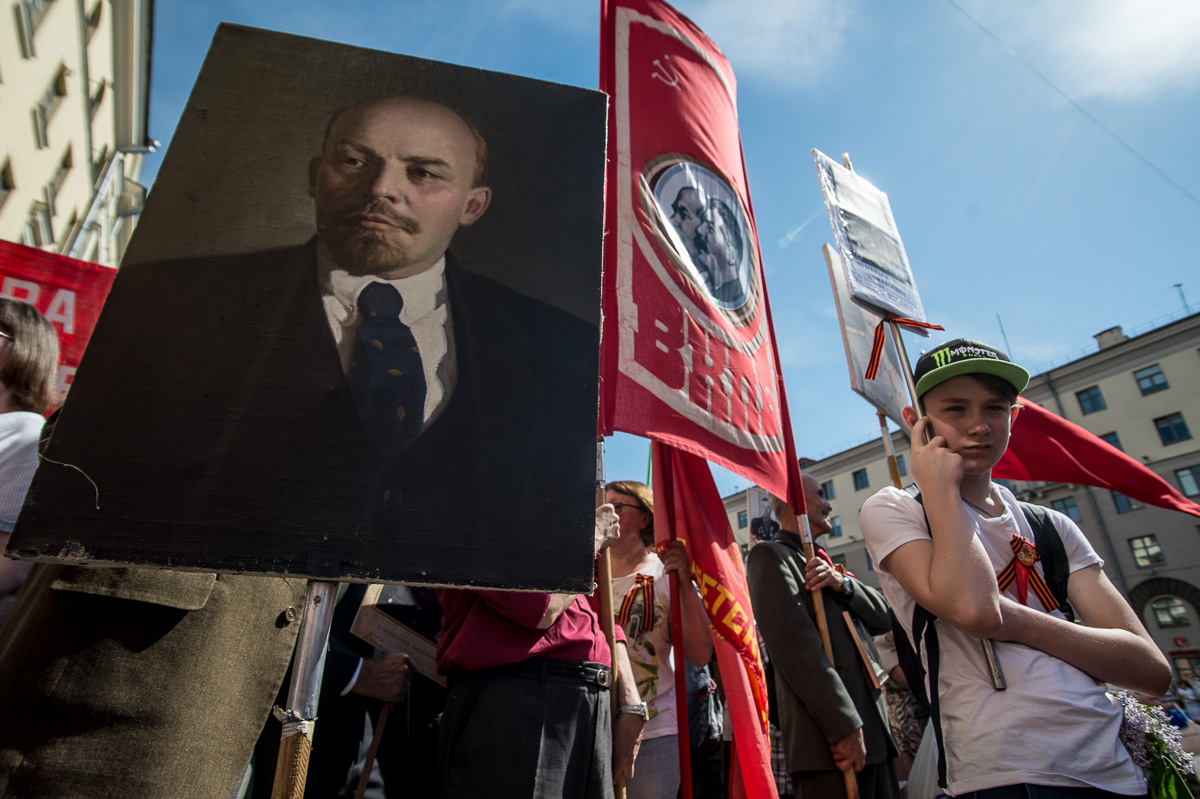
[887,320,1005,692]
[272,579,339,799]
[596,439,626,799]
[797,511,860,799]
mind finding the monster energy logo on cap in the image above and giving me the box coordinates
[912,338,1030,398]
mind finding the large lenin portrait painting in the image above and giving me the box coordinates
[10,26,608,592]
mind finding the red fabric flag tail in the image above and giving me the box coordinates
[995,398,1200,518]
[652,441,778,799]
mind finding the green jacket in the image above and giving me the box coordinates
[747,532,896,773]
[0,563,308,798]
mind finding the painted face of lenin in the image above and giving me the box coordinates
[309,97,492,280]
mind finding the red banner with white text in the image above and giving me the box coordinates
[653,441,778,799]
[600,0,802,507]
[0,241,115,403]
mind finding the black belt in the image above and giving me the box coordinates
[453,658,612,689]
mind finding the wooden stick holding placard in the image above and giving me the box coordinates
[272,579,339,799]
[596,439,626,799]
[879,410,903,490]
[886,320,1006,691]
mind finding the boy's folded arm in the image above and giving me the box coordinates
[882,533,1003,639]
[992,563,1171,695]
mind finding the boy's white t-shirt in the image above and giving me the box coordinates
[860,484,1144,797]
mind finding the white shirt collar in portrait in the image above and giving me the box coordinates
[319,253,456,428]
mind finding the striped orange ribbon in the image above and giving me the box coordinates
[617,574,655,631]
[865,316,945,380]
[996,534,1058,611]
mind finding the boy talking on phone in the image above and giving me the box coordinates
[860,339,1170,798]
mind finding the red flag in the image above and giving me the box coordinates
[0,241,116,404]
[653,441,779,799]
[599,0,803,509]
[995,398,1200,518]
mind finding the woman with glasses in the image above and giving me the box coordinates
[604,480,713,799]
[0,298,59,624]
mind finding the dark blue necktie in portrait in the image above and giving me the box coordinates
[347,281,427,453]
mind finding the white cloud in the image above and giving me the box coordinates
[674,0,860,89]
[957,0,1200,101]
[500,0,860,88]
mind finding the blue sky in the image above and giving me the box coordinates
[143,0,1200,496]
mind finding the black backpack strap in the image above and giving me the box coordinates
[911,604,947,789]
[895,485,948,788]
[890,608,929,709]
[1018,502,1075,622]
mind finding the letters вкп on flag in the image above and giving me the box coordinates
[0,240,115,402]
[599,0,800,502]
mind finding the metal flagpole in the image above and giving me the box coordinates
[887,321,1005,691]
[271,579,339,799]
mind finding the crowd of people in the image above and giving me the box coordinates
[0,92,1188,799]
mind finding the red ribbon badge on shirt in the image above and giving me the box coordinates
[996,534,1057,610]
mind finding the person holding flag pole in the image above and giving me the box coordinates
[605,479,712,799]
[748,473,898,799]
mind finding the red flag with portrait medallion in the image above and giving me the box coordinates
[599,0,803,512]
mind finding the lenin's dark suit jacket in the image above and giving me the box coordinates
[747,532,898,795]
[16,241,600,589]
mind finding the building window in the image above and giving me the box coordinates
[896,454,907,477]
[1076,386,1106,415]
[85,1,102,40]
[46,147,71,216]
[25,201,53,247]
[852,468,869,491]
[1129,535,1165,568]
[1155,413,1192,446]
[1134,365,1169,395]
[1112,492,1143,514]
[0,161,13,211]
[1100,432,1123,451]
[33,67,67,149]
[1178,466,1200,497]
[829,516,842,538]
[821,480,836,500]
[91,144,109,183]
[737,510,747,529]
[89,79,106,121]
[1050,496,1082,523]
[1152,597,1190,628]
[16,0,53,58]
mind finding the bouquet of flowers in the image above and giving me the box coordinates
[1110,690,1195,799]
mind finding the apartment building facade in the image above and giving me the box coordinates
[0,0,154,266]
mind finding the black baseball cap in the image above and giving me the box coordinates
[913,338,1029,398]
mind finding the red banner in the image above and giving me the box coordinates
[996,397,1200,518]
[600,0,802,505]
[652,441,779,799]
[0,241,116,401]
